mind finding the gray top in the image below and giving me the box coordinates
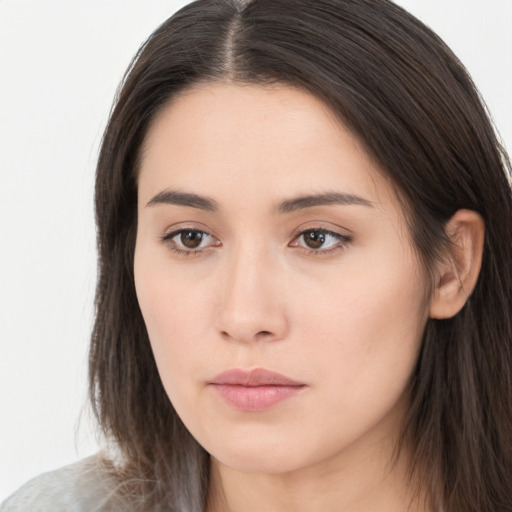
[0,455,126,512]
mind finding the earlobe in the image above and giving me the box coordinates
[429,209,485,319]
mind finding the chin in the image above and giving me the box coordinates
[205,434,316,475]
[213,452,302,475]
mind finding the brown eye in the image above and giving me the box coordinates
[302,230,327,249]
[180,230,205,249]
[163,228,219,256]
[290,228,352,254]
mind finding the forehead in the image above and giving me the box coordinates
[137,83,395,211]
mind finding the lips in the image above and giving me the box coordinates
[209,368,306,412]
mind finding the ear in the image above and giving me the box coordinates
[429,209,485,319]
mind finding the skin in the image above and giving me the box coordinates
[133,83,469,512]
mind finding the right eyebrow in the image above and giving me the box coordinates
[146,189,219,212]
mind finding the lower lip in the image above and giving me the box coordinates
[210,384,304,412]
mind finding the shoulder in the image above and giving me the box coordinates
[0,454,128,512]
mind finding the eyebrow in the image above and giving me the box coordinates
[146,190,219,211]
[277,192,373,214]
[146,189,373,213]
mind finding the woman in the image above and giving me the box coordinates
[2,0,511,511]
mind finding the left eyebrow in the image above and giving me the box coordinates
[277,192,373,214]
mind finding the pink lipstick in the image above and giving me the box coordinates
[209,368,305,412]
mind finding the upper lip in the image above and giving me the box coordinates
[210,368,305,387]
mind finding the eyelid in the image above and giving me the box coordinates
[289,224,353,255]
[160,223,221,256]
[289,221,352,241]
[162,221,218,238]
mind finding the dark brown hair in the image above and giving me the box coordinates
[89,1,512,510]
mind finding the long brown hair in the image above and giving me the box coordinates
[89,1,512,510]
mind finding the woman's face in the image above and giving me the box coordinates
[134,83,430,474]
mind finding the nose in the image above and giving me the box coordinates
[215,245,289,344]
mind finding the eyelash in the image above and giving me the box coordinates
[291,228,352,256]
[160,227,352,257]
[161,228,219,257]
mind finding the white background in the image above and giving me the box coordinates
[1,0,511,502]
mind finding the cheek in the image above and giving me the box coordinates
[135,235,200,332]
[135,276,206,430]
[300,231,427,343]
[134,246,217,398]
[292,243,428,392]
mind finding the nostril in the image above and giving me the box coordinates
[220,329,276,342]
